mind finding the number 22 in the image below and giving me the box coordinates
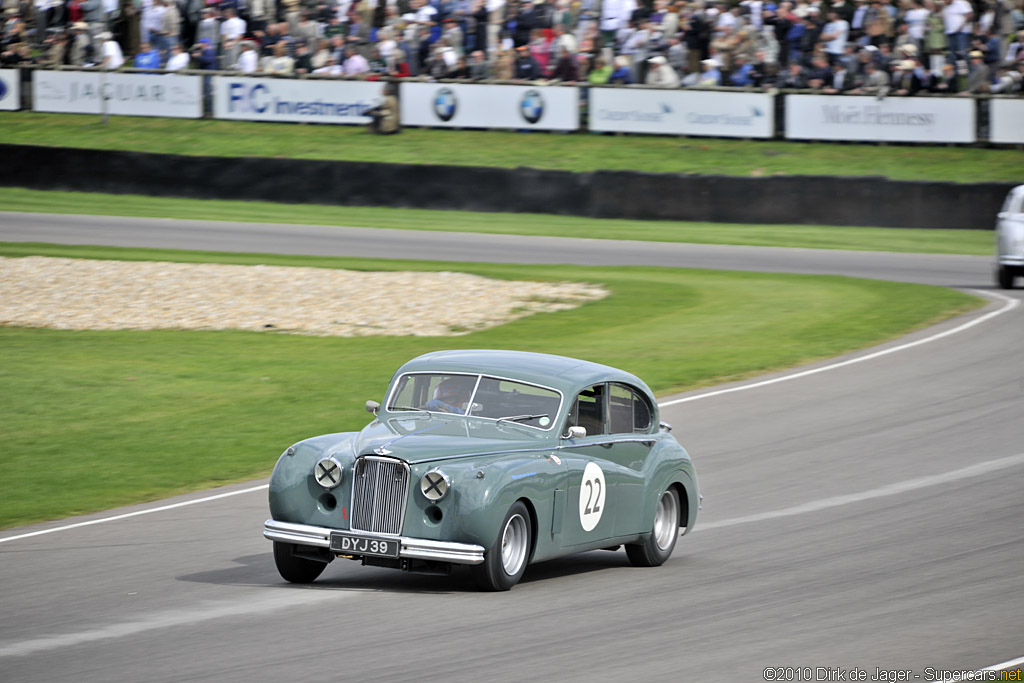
[583,478,602,515]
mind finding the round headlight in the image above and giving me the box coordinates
[313,457,344,490]
[420,469,451,502]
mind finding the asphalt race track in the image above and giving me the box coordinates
[1,213,1022,682]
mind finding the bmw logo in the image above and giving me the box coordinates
[433,87,457,122]
[520,89,544,124]
[0,78,7,102]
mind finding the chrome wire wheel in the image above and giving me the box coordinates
[653,490,680,551]
[500,513,529,576]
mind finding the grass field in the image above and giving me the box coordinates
[2,112,1022,182]
[0,242,981,529]
[0,188,996,254]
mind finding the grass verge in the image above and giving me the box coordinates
[0,187,995,254]
[0,242,982,529]
[1,112,1022,182]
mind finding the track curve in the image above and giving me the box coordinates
[1,213,1021,682]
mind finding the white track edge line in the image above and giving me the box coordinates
[0,289,1017,547]
[0,484,270,544]
[660,289,1019,408]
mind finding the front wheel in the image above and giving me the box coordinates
[996,265,1016,290]
[273,542,328,584]
[472,501,532,591]
[626,487,680,567]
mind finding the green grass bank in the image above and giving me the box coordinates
[0,243,981,529]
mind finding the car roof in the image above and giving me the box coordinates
[393,349,655,398]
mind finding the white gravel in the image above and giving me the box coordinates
[0,256,607,337]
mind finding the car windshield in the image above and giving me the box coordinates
[387,373,561,430]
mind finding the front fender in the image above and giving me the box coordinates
[402,451,565,555]
[268,432,359,526]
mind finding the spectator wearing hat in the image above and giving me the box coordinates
[645,53,679,84]
[97,30,123,68]
[512,42,542,77]
[891,58,923,94]
[963,49,990,93]
[68,20,91,64]
[698,55,721,84]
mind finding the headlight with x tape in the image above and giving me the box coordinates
[313,457,344,490]
[420,469,451,502]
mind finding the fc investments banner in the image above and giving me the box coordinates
[0,69,20,111]
[589,88,774,138]
[213,77,385,124]
[989,99,1024,144]
[785,94,975,143]
[400,82,579,131]
[33,70,202,118]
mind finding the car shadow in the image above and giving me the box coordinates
[176,549,635,594]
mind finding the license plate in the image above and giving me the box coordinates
[330,532,400,558]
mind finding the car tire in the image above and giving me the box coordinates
[273,541,328,584]
[472,501,532,591]
[626,487,680,568]
[996,265,1016,290]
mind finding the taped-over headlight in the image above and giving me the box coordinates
[314,457,344,489]
[420,469,450,502]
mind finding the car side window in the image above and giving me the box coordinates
[609,384,653,434]
[568,384,606,436]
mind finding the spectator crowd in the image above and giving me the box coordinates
[2,0,1022,94]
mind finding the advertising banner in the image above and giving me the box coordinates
[0,69,20,111]
[589,88,774,138]
[785,94,975,143]
[400,82,579,131]
[32,70,202,118]
[989,98,1024,145]
[213,77,384,124]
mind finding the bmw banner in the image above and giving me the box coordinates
[0,69,21,111]
[589,87,774,138]
[212,77,383,124]
[400,82,579,131]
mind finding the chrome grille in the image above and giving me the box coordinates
[350,456,409,536]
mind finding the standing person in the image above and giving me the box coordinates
[941,0,972,65]
[68,20,91,63]
[158,0,180,61]
[820,9,849,64]
[220,7,246,44]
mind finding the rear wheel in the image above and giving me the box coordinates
[273,542,328,584]
[473,501,531,591]
[626,487,680,568]
[996,265,1016,290]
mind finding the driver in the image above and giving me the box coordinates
[424,377,473,414]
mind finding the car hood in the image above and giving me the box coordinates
[352,414,554,464]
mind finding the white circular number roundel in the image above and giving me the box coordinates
[578,462,606,532]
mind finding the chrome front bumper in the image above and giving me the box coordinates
[264,519,485,565]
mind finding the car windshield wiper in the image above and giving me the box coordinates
[390,406,431,415]
[496,414,549,425]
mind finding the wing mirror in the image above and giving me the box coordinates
[564,426,587,439]
[365,400,380,415]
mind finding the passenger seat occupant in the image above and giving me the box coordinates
[424,378,472,414]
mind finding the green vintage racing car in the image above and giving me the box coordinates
[264,349,700,590]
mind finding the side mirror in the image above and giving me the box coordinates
[365,400,380,415]
[564,426,586,439]
[659,421,673,432]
